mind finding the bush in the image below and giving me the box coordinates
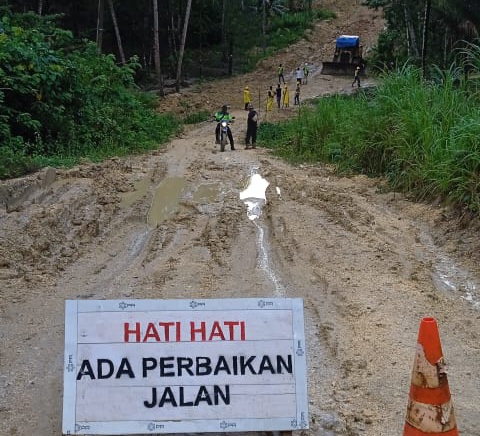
[0,10,181,178]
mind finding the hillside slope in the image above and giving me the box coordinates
[156,0,385,115]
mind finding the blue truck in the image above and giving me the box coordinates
[321,35,364,75]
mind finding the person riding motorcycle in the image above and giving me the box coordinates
[214,105,235,150]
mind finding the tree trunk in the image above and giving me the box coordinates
[107,0,126,64]
[221,0,227,61]
[96,0,105,53]
[153,0,164,96]
[168,7,178,63]
[421,0,431,77]
[262,0,266,55]
[403,1,420,59]
[37,0,44,15]
[175,0,192,92]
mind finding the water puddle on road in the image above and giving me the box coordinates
[148,177,186,227]
[240,170,284,295]
[121,174,224,227]
[420,232,480,309]
[240,173,269,220]
[119,174,152,208]
[191,183,221,203]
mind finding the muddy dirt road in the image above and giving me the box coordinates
[1,1,480,436]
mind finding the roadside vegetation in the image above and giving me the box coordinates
[0,11,182,179]
[0,5,324,179]
[259,54,480,213]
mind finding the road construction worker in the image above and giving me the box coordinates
[302,62,310,84]
[245,103,258,149]
[266,86,274,111]
[276,83,282,108]
[295,66,303,85]
[352,66,361,88]
[278,63,286,84]
[283,85,290,108]
[294,84,300,105]
[243,85,252,111]
[214,105,235,150]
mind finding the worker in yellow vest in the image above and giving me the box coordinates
[243,85,252,110]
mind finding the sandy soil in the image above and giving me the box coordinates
[1,1,480,436]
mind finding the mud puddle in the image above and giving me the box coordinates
[120,175,223,227]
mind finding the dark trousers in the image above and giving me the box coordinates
[246,124,257,146]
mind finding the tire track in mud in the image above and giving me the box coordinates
[261,165,430,434]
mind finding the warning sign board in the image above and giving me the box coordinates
[62,298,308,434]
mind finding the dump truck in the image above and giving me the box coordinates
[321,35,364,75]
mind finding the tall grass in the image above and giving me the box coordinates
[259,64,480,212]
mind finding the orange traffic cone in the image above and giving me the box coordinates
[403,317,459,436]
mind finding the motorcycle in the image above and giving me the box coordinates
[214,117,235,152]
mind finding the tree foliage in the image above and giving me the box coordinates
[0,9,179,178]
[3,0,317,79]
[364,0,480,69]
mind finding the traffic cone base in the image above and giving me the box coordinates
[404,422,459,436]
[405,398,456,432]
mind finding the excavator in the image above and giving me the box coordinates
[321,35,364,75]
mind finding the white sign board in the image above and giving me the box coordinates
[63,298,308,434]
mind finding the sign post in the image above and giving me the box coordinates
[63,298,308,434]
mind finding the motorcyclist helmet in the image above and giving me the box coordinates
[222,105,228,112]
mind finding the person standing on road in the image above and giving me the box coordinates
[283,84,290,108]
[352,66,361,88]
[302,62,310,84]
[245,103,258,149]
[294,84,300,105]
[275,83,282,108]
[266,86,274,111]
[278,63,286,84]
[243,85,252,110]
[296,66,303,85]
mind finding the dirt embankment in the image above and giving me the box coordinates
[1,1,480,436]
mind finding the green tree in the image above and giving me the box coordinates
[365,0,480,69]
[0,9,179,178]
